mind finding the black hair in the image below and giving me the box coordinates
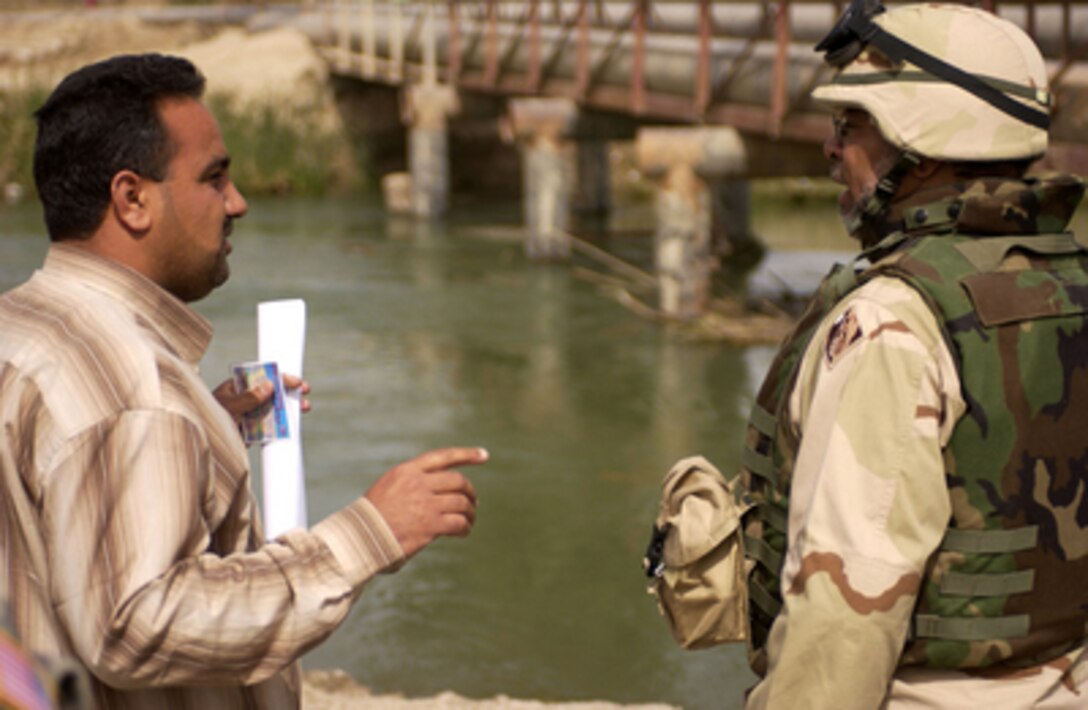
[33,53,206,241]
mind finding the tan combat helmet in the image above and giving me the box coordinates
[810,1,1051,245]
[812,1,1050,162]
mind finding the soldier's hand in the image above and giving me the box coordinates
[365,447,489,560]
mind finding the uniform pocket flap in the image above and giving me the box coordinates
[658,456,752,566]
[961,269,1088,327]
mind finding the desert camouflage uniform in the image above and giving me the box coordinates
[741,176,1088,709]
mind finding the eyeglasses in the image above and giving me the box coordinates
[831,114,848,144]
[829,111,873,144]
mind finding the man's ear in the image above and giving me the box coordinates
[109,170,152,234]
[912,158,943,180]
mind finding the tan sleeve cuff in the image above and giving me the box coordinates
[311,497,405,586]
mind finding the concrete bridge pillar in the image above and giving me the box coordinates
[637,127,747,319]
[506,98,577,260]
[403,84,460,218]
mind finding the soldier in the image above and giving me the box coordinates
[738,2,1088,707]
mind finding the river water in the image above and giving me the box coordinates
[0,190,844,709]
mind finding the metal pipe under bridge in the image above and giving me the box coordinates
[297,1,1088,318]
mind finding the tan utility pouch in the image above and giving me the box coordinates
[643,455,753,650]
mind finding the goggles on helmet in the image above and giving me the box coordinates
[814,0,886,68]
[814,0,1050,131]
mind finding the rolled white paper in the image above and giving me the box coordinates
[257,299,308,538]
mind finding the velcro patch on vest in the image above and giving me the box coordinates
[825,308,863,368]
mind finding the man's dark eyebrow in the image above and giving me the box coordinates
[200,155,231,180]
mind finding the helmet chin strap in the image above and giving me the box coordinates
[845,150,922,248]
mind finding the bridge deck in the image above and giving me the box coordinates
[306,0,1088,150]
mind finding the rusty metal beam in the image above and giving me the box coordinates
[537,6,578,89]
[710,4,771,107]
[484,0,499,86]
[1063,1,1073,60]
[522,0,540,92]
[586,3,639,95]
[495,5,532,84]
[448,1,462,85]
[576,0,590,98]
[632,0,647,113]
[694,0,712,119]
[770,0,790,136]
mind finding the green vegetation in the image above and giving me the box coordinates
[0,89,46,196]
[209,95,362,196]
[751,176,840,207]
[0,88,361,200]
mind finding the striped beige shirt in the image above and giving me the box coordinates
[0,244,404,709]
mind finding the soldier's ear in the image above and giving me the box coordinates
[911,158,943,181]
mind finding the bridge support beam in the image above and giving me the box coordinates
[403,84,460,218]
[637,127,747,319]
[506,98,577,260]
[506,100,637,258]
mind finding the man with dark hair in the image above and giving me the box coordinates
[33,53,206,241]
[0,53,487,707]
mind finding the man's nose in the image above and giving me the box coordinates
[226,182,248,219]
[824,134,842,162]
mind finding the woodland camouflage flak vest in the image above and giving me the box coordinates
[741,176,1088,672]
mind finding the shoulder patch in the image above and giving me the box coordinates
[825,308,863,367]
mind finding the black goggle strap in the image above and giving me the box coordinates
[830,71,1050,110]
[862,23,1050,130]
